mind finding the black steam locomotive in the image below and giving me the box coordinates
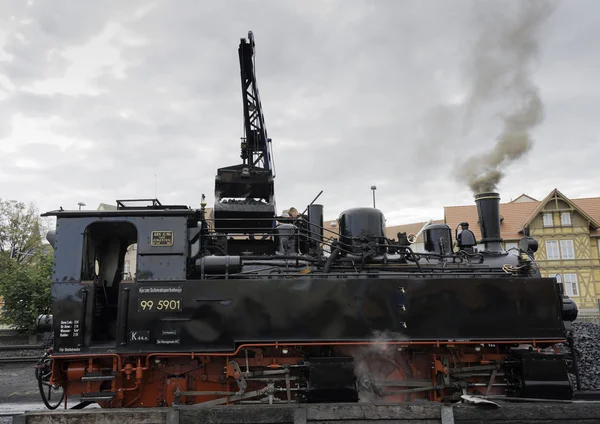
[34,32,579,409]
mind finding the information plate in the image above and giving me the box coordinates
[151,231,174,246]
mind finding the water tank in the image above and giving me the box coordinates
[338,207,386,254]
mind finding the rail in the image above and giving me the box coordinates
[0,344,44,350]
[0,355,41,364]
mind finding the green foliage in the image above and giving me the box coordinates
[0,198,54,332]
[0,249,53,332]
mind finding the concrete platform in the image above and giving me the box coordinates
[12,401,600,424]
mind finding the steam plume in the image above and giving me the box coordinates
[347,330,410,403]
[458,1,555,194]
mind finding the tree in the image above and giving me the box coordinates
[0,198,54,332]
[0,248,53,332]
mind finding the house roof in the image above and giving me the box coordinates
[511,194,538,203]
[571,197,600,236]
[572,197,600,226]
[520,189,600,232]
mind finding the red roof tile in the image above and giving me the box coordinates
[572,197,600,236]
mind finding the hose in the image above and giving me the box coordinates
[323,248,342,273]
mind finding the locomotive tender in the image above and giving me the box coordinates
[35,32,579,409]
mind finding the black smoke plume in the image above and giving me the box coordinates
[457,1,556,194]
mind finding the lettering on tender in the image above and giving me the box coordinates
[59,319,80,338]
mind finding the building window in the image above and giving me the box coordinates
[563,273,579,297]
[543,213,553,227]
[560,239,575,259]
[545,240,560,259]
[505,242,519,254]
[561,212,571,226]
[545,239,575,260]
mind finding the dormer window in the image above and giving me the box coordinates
[543,213,553,227]
[561,212,571,226]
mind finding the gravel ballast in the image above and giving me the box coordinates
[558,320,600,392]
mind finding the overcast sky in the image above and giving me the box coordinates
[0,0,598,225]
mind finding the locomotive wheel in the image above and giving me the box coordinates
[356,352,415,402]
[35,353,65,410]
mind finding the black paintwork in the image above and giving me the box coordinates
[43,194,572,357]
[42,213,193,283]
[338,208,387,255]
[423,224,453,255]
[43,200,564,353]
[52,275,564,354]
[506,353,573,400]
[475,192,503,248]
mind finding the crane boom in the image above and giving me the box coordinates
[239,31,275,176]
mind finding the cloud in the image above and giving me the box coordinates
[0,0,598,226]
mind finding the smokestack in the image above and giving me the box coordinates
[474,192,503,252]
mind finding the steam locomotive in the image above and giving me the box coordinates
[34,32,579,410]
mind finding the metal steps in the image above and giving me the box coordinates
[81,371,117,382]
[79,391,117,402]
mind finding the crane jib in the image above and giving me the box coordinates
[238,32,273,176]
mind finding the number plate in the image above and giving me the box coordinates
[138,298,182,312]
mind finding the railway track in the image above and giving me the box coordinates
[0,344,44,350]
[0,344,46,364]
[0,355,41,364]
